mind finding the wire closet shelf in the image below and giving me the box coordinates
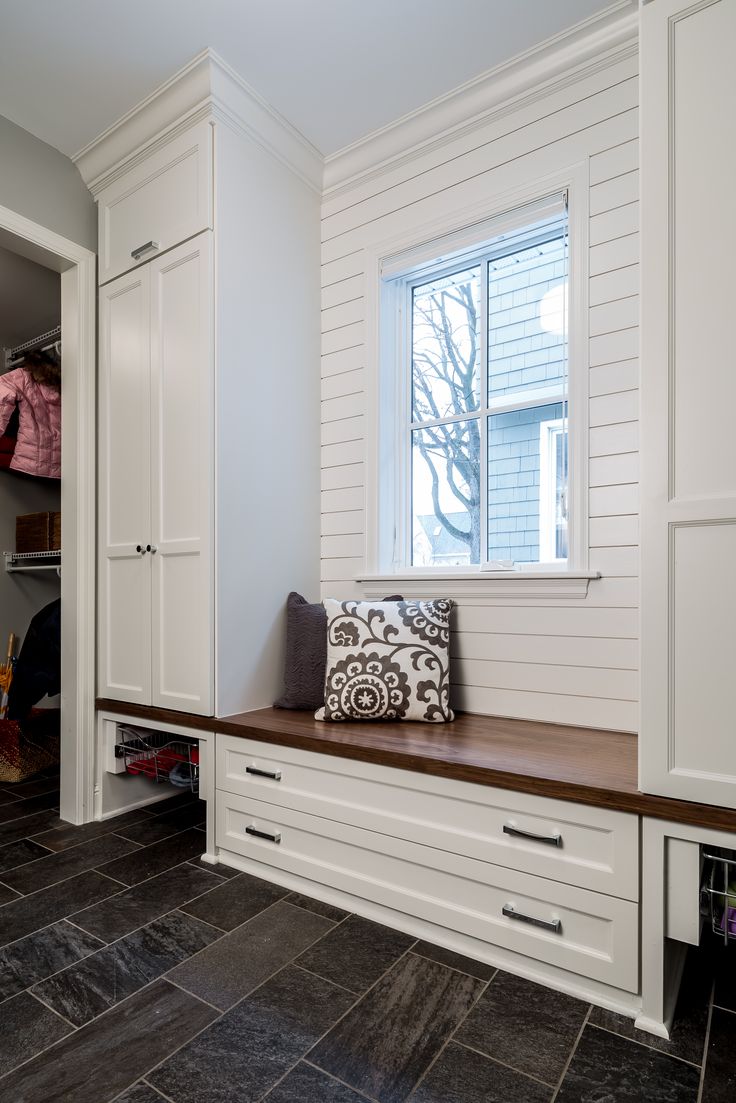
[702,849,736,946]
[114,726,199,794]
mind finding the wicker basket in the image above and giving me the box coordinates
[16,513,51,554]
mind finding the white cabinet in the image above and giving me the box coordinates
[97,122,213,285]
[86,52,322,720]
[99,233,214,715]
[640,0,736,807]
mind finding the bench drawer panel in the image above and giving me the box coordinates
[216,791,639,992]
[216,735,639,900]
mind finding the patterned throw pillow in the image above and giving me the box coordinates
[316,598,455,723]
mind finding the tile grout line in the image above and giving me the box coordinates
[300,1060,381,1102]
[0,834,145,896]
[291,961,358,995]
[696,994,715,1103]
[452,1038,557,1090]
[403,972,496,1102]
[141,1080,175,1103]
[550,1004,592,1102]
[27,987,80,1032]
[586,1020,704,1070]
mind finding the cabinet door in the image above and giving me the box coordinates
[640,0,736,806]
[149,233,214,715]
[98,269,152,704]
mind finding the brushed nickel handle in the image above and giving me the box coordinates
[503,904,561,934]
[246,765,282,781]
[245,824,281,844]
[131,240,160,260]
[136,544,144,554]
[148,545,158,554]
[503,823,562,848]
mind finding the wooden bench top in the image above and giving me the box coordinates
[97,698,736,832]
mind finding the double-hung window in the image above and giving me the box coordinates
[379,192,574,573]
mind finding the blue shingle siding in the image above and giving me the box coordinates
[487,402,564,563]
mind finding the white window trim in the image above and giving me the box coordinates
[539,417,568,565]
[361,163,595,597]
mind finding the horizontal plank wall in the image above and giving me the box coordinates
[320,50,639,732]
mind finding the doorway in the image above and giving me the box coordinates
[0,201,95,824]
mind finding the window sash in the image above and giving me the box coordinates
[399,202,569,570]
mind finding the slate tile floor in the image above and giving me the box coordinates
[0,773,734,1103]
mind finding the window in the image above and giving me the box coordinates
[380,194,574,573]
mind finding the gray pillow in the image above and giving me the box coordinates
[275,591,403,711]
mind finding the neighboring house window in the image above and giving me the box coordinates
[379,193,573,571]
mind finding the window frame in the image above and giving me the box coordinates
[363,167,590,587]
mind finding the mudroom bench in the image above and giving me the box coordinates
[96,700,736,1034]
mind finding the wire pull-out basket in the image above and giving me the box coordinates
[114,725,199,794]
[701,848,736,945]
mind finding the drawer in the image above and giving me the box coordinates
[98,121,213,284]
[217,735,639,900]
[217,791,639,992]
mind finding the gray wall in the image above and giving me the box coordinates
[0,115,95,249]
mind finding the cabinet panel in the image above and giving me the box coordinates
[98,271,152,704]
[671,0,736,500]
[98,122,213,284]
[150,235,214,714]
[217,791,639,992]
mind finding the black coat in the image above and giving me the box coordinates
[7,598,61,720]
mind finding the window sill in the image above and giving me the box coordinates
[356,570,601,600]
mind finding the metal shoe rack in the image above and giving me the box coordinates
[701,847,736,945]
[114,724,199,794]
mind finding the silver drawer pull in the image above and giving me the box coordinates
[503,823,562,848]
[503,904,561,934]
[130,239,160,260]
[246,765,282,781]
[245,824,281,844]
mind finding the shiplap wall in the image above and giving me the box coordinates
[320,51,639,732]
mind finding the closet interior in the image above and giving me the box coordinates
[0,243,62,781]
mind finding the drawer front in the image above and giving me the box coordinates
[98,122,213,284]
[216,735,639,900]
[217,791,639,992]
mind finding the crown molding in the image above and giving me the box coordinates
[323,3,638,197]
[74,48,324,195]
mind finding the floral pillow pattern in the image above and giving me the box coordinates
[315,598,455,723]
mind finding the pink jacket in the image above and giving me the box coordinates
[0,368,61,479]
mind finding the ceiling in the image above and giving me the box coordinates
[0,0,625,159]
[0,246,60,350]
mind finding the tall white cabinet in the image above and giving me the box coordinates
[82,51,322,719]
[640,0,736,807]
[99,234,214,713]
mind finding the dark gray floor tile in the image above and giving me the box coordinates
[0,809,59,847]
[412,1041,552,1103]
[116,801,205,846]
[114,1085,168,1103]
[1,777,60,798]
[413,940,496,981]
[169,899,335,1010]
[0,790,22,807]
[33,910,221,1026]
[188,856,241,879]
[0,880,20,904]
[0,790,59,824]
[265,1062,368,1102]
[150,964,356,1103]
[2,833,140,895]
[0,979,217,1103]
[0,870,122,946]
[311,952,484,1103]
[711,940,736,1013]
[69,861,224,942]
[0,919,104,1001]
[0,991,73,1077]
[144,792,199,815]
[701,1008,736,1102]
[287,891,350,922]
[556,1024,701,1103]
[0,838,52,874]
[181,870,287,930]
[296,914,413,993]
[98,828,205,885]
[32,809,152,853]
[590,947,711,1067]
[455,970,588,1084]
